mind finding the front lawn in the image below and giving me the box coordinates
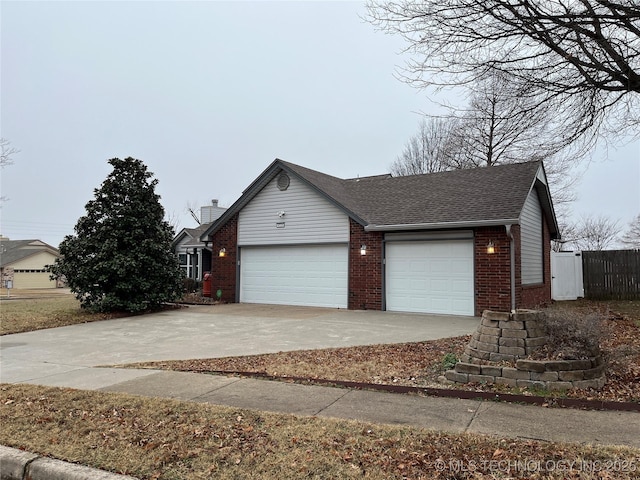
[0,291,127,335]
[2,383,638,480]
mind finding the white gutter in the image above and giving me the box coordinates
[505,224,516,312]
[365,219,520,232]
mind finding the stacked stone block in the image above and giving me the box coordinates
[445,356,605,391]
[445,310,606,391]
[460,310,547,364]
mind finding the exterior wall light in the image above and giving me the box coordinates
[486,241,495,254]
[218,248,226,257]
[360,244,367,256]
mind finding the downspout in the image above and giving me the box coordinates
[505,224,516,312]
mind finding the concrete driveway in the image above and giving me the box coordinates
[0,303,478,389]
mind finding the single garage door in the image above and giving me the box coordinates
[240,244,348,308]
[386,240,474,316]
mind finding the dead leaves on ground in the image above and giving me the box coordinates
[2,384,639,479]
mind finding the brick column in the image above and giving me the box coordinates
[348,219,383,310]
[210,213,238,303]
[474,226,512,315]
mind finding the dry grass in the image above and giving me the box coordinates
[2,383,638,480]
[0,290,126,335]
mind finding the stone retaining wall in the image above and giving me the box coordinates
[446,310,606,391]
[446,356,606,391]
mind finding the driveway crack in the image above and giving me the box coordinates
[463,400,483,433]
[312,388,351,416]
[190,376,244,402]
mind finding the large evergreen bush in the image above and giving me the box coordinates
[47,157,184,313]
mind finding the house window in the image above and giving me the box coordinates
[179,254,188,275]
[179,252,199,279]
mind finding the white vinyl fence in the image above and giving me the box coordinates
[551,251,584,301]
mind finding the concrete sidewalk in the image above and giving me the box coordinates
[97,369,639,448]
[2,372,638,480]
[3,362,637,448]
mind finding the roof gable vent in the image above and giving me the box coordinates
[277,173,290,191]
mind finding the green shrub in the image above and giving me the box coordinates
[442,352,458,370]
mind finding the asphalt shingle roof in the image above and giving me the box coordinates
[282,160,543,228]
[0,239,59,267]
[201,159,558,240]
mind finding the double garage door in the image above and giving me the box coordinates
[239,240,474,315]
[240,245,349,308]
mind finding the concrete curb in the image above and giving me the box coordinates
[0,446,138,480]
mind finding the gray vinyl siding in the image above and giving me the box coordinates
[238,174,349,246]
[521,189,543,284]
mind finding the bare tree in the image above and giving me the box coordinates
[446,73,569,167]
[393,73,580,212]
[164,211,180,234]
[366,0,640,148]
[185,201,202,225]
[1,139,19,203]
[552,221,579,252]
[390,117,455,175]
[563,215,622,251]
[1,139,18,168]
[620,214,640,248]
[450,73,580,208]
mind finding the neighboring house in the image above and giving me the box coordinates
[200,159,559,316]
[172,200,227,280]
[0,238,60,289]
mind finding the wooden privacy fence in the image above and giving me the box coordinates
[582,250,640,300]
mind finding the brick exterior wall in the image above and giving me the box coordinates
[209,213,238,303]
[474,226,512,315]
[474,224,552,316]
[206,214,551,315]
[348,219,383,310]
[519,219,552,309]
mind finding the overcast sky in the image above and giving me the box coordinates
[1,1,638,248]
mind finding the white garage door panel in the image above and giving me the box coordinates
[386,241,474,316]
[240,245,348,308]
[13,272,56,289]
